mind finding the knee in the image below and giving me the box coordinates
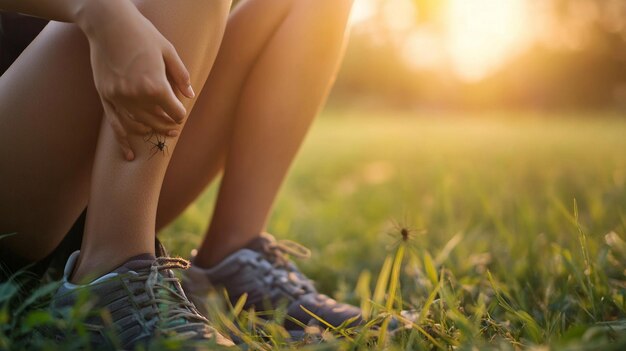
[295,0,354,25]
[309,0,354,11]
[292,0,354,40]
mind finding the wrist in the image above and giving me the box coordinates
[74,0,137,39]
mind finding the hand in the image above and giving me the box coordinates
[76,0,195,161]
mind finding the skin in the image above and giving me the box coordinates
[158,0,356,268]
[0,0,231,282]
[0,0,354,281]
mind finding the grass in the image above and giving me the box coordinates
[2,110,626,350]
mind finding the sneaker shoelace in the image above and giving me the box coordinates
[258,238,316,298]
[130,257,210,338]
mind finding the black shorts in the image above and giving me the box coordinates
[0,13,48,74]
[0,13,85,281]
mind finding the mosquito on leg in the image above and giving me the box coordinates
[144,131,169,159]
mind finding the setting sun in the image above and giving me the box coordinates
[445,0,529,81]
[350,0,531,81]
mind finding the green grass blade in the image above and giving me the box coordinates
[379,245,405,346]
[373,255,393,306]
[417,281,442,325]
[355,270,372,320]
[423,251,438,286]
[231,292,248,318]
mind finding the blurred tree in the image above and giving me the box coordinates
[328,0,626,112]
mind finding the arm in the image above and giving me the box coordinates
[0,0,89,22]
[0,0,195,160]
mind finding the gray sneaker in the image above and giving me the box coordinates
[51,251,234,350]
[182,233,362,339]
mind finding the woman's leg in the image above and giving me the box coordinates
[0,0,231,278]
[72,0,231,281]
[156,0,354,267]
[0,21,98,263]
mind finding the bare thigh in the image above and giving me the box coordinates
[0,0,230,257]
[0,22,99,247]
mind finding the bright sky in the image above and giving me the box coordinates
[350,0,532,81]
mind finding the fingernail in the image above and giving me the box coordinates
[168,130,180,137]
[126,150,135,161]
[187,84,195,98]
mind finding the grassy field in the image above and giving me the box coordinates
[3,111,626,350]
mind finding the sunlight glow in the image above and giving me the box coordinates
[382,0,417,33]
[348,0,532,81]
[445,0,529,81]
[349,0,376,26]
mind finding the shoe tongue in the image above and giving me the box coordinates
[111,253,157,274]
[114,254,184,303]
[244,233,275,253]
[244,234,291,267]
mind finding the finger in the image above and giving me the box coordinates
[123,103,172,125]
[118,107,138,123]
[163,43,195,99]
[126,107,181,136]
[152,105,177,124]
[117,107,154,135]
[123,118,152,136]
[156,84,187,124]
[103,101,135,161]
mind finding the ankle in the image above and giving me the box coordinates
[193,243,242,269]
[70,256,103,284]
[194,232,264,269]
[70,249,155,284]
[191,251,222,270]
